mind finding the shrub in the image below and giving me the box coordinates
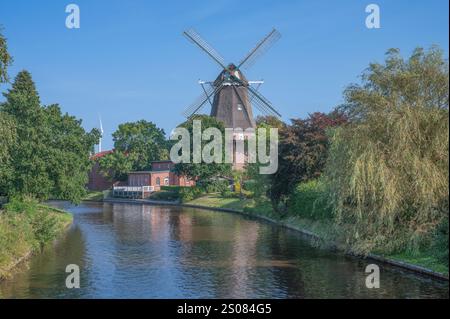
[0,198,72,277]
[288,179,332,220]
[221,189,236,198]
[4,196,38,217]
[196,179,229,193]
[149,191,179,201]
[432,218,449,266]
[179,187,204,203]
[30,209,59,247]
[160,186,183,193]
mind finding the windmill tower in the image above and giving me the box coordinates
[182,28,282,127]
[182,29,282,169]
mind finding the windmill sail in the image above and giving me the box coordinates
[182,28,282,128]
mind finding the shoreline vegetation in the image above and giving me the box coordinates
[0,198,73,280]
[186,195,450,277]
[99,194,449,280]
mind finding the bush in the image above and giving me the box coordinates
[432,218,449,266]
[197,179,229,193]
[31,209,59,247]
[4,196,38,217]
[4,197,61,247]
[288,179,332,220]
[0,198,72,277]
[221,189,236,198]
[149,191,179,201]
[160,186,184,193]
[179,187,204,203]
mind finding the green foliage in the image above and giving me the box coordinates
[0,71,99,203]
[0,198,72,278]
[288,179,332,220]
[4,198,69,248]
[99,120,168,180]
[244,121,278,200]
[1,71,52,199]
[431,218,449,266]
[173,115,232,180]
[98,151,132,181]
[149,190,179,201]
[196,178,229,194]
[325,47,449,255]
[269,112,346,208]
[30,209,59,247]
[221,189,238,198]
[43,104,100,203]
[0,112,16,195]
[0,27,13,84]
[155,185,206,202]
[179,186,204,203]
[160,185,183,192]
[255,115,286,129]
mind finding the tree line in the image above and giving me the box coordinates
[249,46,448,262]
[0,29,100,203]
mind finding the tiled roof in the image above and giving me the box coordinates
[91,150,114,160]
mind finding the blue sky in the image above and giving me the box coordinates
[0,0,448,150]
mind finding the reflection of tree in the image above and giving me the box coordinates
[3,203,447,298]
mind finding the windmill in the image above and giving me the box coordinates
[98,114,104,153]
[182,28,282,129]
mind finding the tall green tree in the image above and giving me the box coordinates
[0,27,13,84]
[99,120,168,180]
[43,104,100,202]
[98,151,132,181]
[1,70,99,202]
[173,115,232,181]
[0,112,16,195]
[1,70,52,199]
[269,112,346,210]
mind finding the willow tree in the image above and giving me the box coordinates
[325,47,449,254]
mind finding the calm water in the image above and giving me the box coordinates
[0,201,448,299]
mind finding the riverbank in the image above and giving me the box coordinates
[0,199,73,280]
[187,195,449,279]
[102,195,448,280]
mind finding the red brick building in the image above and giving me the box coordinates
[87,150,117,191]
[127,160,194,191]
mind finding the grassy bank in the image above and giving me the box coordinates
[0,198,73,279]
[187,194,449,276]
[82,191,104,201]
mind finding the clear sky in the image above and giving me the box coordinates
[0,0,448,150]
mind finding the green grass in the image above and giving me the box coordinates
[386,252,449,275]
[82,191,104,201]
[0,199,73,279]
[188,194,252,211]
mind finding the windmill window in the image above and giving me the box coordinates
[237,104,243,111]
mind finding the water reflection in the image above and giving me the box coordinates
[0,201,448,299]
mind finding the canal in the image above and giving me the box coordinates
[0,201,448,298]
